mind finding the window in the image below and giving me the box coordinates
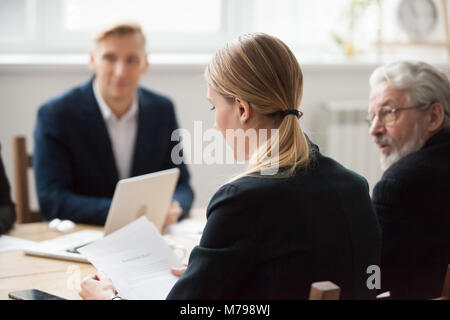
[0,0,233,53]
[0,0,36,46]
[63,0,222,34]
[58,0,226,53]
[0,0,411,59]
[249,0,378,57]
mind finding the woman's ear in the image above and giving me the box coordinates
[235,98,251,125]
[426,102,445,132]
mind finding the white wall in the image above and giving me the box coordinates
[0,60,417,211]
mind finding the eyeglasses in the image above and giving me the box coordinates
[366,105,422,126]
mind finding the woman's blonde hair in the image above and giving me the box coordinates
[205,33,309,177]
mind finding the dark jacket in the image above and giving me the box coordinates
[33,78,194,225]
[167,143,381,299]
[372,129,450,299]
[0,144,15,234]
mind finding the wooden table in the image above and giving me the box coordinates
[0,209,204,300]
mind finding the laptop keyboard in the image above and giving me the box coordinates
[65,242,92,254]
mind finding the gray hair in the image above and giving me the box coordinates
[369,61,450,130]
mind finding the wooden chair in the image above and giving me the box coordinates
[308,265,450,300]
[434,264,450,300]
[309,281,340,300]
[12,136,41,223]
[377,264,450,300]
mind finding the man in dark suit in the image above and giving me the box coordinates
[368,61,450,299]
[0,144,15,234]
[34,22,193,226]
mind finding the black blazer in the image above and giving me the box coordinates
[0,144,15,234]
[167,143,381,299]
[372,129,450,299]
[33,78,194,225]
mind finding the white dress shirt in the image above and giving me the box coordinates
[93,80,138,180]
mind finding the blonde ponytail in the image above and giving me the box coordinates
[205,33,310,177]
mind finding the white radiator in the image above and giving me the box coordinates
[323,100,382,193]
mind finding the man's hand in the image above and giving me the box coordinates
[79,271,117,300]
[164,201,182,227]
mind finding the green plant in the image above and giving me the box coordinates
[344,0,376,33]
[332,0,376,56]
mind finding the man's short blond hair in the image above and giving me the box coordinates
[93,22,146,46]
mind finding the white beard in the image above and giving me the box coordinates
[377,123,426,172]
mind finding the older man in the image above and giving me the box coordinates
[34,22,194,226]
[368,61,450,299]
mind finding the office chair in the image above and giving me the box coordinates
[309,281,340,300]
[12,136,41,223]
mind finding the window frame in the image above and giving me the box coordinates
[0,0,379,56]
[0,0,253,54]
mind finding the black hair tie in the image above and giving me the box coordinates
[271,109,302,119]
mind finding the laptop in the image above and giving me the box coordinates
[23,168,180,263]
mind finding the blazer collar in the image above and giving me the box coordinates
[423,128,450,150]
[79,77,162,179]
[79,76,119,185]
[130,89,163,176]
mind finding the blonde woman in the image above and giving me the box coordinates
[80,33,381,300]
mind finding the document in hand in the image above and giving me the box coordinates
[78,216,183,300]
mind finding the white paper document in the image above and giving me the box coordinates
[0,235,38,253]
[164,218,205,239]
[78,216,183,300]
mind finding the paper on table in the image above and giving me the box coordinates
[164,219,205,239]
[0,235,38,252]
[78,216,183,300]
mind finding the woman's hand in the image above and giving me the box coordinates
[171,264,187,277]
[79,271,117,300]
